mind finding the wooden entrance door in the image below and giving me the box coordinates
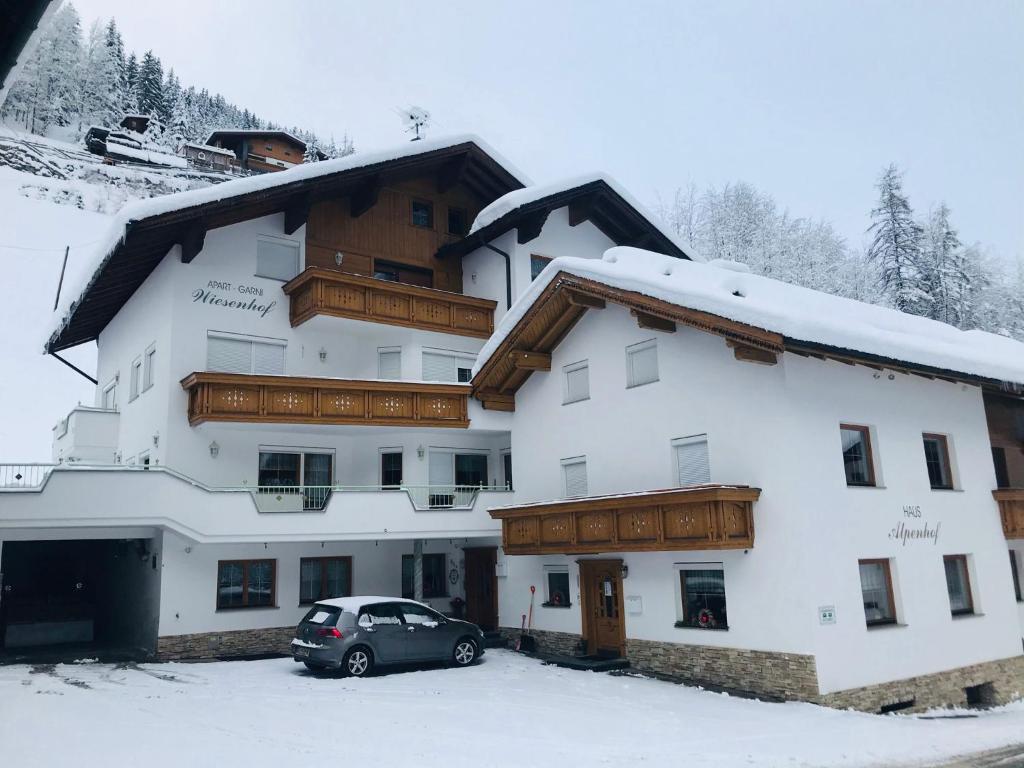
[463,547,497,630]
[579,559,626,657]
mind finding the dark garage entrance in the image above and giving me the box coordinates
[0,539,160,660]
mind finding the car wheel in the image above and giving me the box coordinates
[343,647,373,678]
[452,638,478,667]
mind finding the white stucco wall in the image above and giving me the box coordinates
[498,303,1022,694]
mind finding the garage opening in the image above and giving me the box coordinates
[0,539,160,659]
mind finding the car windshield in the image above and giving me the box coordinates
[301,605,342,625]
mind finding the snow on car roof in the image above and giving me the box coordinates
[473,247,1024,387]
[314,596,423,612]
[469,172,699,261]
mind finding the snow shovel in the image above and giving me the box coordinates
[513,613,526,651]
[517,586,537,654]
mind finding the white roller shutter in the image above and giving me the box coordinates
[256,239,299,281]
[626,340,658,387]
[562,458,588,498]
[422,352,455,382]
[378,349,401,379]
[253,342,285,375]
[674,435,710,486]
[564,361,589,403]
[207,336,252,374]
[428,451,454,485]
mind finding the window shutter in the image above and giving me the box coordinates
[627,341,658,387]
[207,336,252,373]
[563,460,588,497]
[378,349,401,379]
[564,362,589,403]
[675,436,710,486]
[256,239,299,281]
[428,451,454,486]
[252,341,285,375]
[422,352,456,382]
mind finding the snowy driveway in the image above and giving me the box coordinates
[1,650,1022,768]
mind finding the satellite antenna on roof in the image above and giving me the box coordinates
[399,106,431,141]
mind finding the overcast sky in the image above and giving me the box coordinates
[69,0,1023,259]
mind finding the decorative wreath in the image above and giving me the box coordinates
[697,608,716,628]
[449,567,459,585]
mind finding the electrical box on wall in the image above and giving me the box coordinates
[818,605,836,625]
[495,561,508,578]
[626,595,643,615]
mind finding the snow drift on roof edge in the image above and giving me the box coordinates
[472,247,1024,387]
[45,134,531,351]
[470,172,702,262]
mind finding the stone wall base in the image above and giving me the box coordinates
[498,627,582,657]
[817,654,1024,713]
[156,626,294,661]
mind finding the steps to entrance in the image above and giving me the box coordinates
[537,653,630,673]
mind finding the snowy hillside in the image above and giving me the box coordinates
[0,126,230,461]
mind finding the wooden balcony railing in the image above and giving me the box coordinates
[181,372,470,428]
[489,485,760,556]
[994,489,1024,539]
[283,268,496,338]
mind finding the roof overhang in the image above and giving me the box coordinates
[0,0,59,106]
[47,139,524,353]
[435,179,691,261]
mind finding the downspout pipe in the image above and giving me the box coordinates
[482,241,512,310]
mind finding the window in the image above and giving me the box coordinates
[673,434,710,486]
[129,357,142,401]
[138,451,151,468]
[217,559,275,609]
[447,207,468,236]
[993,448,1011,489]
[207,333,286,375]
[381,451,403,488]
[543,566,571,607]
[840,425,875,486]
[411,199,434,228]
[563,360,590,404]
[401,553,447,598]
[923,434,954,490]
[422,349,475,383]
[677,567,728,630]
[143,345,156,391]
[101,380,117,410]
[299,557,352,604]
[455,453,487,486]
[378,347,401,379]
[502,452,513,490]
[1010,551,1022,602]
[859,559,896,626]
[258,450,334,509]
[625,339,659,388]
[372,260,434,287]
[943,555,974,616]
[374,264,400,282]
[562,457,588,498]
[255,237,300,281]
[530,254,552,281]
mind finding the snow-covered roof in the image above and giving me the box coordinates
[314,596,423,612]
[205,129,308,147]
[471,172,697,261]
[473,247,1024,387]
[181,142,236,157]
[46,134,528,352]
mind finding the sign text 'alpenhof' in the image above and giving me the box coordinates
[192,280,277,318]
[888,505,941,546]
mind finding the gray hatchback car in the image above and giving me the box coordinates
[290,596,486,676]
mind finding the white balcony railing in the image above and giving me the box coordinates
[248,484,510,512]
[0,464,56,490]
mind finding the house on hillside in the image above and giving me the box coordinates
[178,142,237,173]
[0,135,1021,714]
[206,130,327,174]
[83,114,186,170]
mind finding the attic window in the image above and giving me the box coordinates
[447,207,468,236]
[412,200,434,229]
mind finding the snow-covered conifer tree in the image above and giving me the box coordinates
[866,164,926,313]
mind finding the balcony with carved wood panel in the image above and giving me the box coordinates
[282,268,496,338]
[994,489,1024,539]
[489,485,759,556]
[181,372,470,428]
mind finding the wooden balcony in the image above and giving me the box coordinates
[489,485,759,556]
[181,372,470,428]
[283,268,496,338]
[994,489,1024,539]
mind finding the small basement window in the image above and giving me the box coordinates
[879,698,916,714]
[543,566,571,607]
[965,682,996,709]
[411,199,434,229]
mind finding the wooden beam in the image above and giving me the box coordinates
[508,350,551,371]
[727,340,778,365]
[283,194,312,235]
[178,223,206,264]
[350,175,381,218]
[566,291,605,310]
[516,208,550,245]
[436,154,469,193]
[475,390,516,412]
[568,194,599,227]
[632,309,676,333]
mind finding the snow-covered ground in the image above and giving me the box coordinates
[0,651,1020,767]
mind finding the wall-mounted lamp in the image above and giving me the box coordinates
[620,563,629,580]
[319,347,327,363]
[153,431,160,447]
[334,251,344,266]
[417,444,425,459]
[209,441,220,458]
